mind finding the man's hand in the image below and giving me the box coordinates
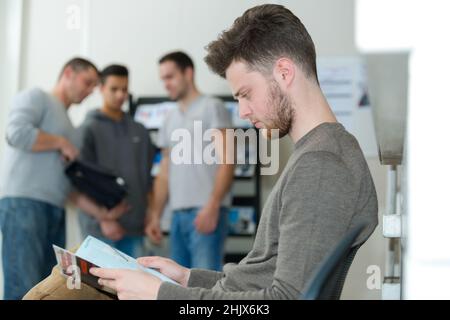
[90,268,161,300]
[100,220,125,241]
[69,193,130,223]
[137,256,190,287]
[194,200,220,234]
[98,200,131,221]
[57,136,79,162]
[108,200,131,220]
[145,217,163,245]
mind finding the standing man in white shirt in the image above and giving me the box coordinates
[146,51,235,271]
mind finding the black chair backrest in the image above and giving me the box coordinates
[301,222,368,300]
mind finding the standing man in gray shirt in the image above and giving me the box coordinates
[146,51,235,271]
[77,64,155,258]
[0,58,128,299]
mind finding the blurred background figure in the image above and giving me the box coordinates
[77,64,156,258]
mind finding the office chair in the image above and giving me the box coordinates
[301,222,368,300]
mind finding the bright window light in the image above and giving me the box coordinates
[357,0,450,299]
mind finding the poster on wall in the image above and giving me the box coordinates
[317,56,377,157]
[134,101,176,129]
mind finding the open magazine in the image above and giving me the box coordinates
[53,235,178,296]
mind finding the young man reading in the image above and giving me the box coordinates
[25,4,378,300]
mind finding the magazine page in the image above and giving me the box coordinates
[75,236,179,285]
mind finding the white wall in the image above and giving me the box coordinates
[0,1,6,96]
[2,0,386,299]
[0,0,23,155]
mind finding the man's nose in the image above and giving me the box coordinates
[238,101,251,119]
[163,81,170,90]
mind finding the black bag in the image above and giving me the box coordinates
[65,160,128,210]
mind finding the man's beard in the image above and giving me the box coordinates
[263,80,295,139]
[172,83,189,102]
[173,89,185,101]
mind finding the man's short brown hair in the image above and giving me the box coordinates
[204,4,318,82]
[58,57,99,79]
[159,51,194,72]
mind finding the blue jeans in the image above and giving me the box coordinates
[94,236,146,259]
[0,197,66,300]
[170,207,228,271]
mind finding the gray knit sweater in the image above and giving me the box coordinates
[158,122,378,300]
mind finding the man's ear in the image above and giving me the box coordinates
[184,66,194,82]
[62,66,74,80]
[273,58,295,89]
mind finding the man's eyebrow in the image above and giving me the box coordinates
[233,87,245,100]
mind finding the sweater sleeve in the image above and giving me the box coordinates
[6,89,46,151]
[157,151,357,300]
[186,269,224,289]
